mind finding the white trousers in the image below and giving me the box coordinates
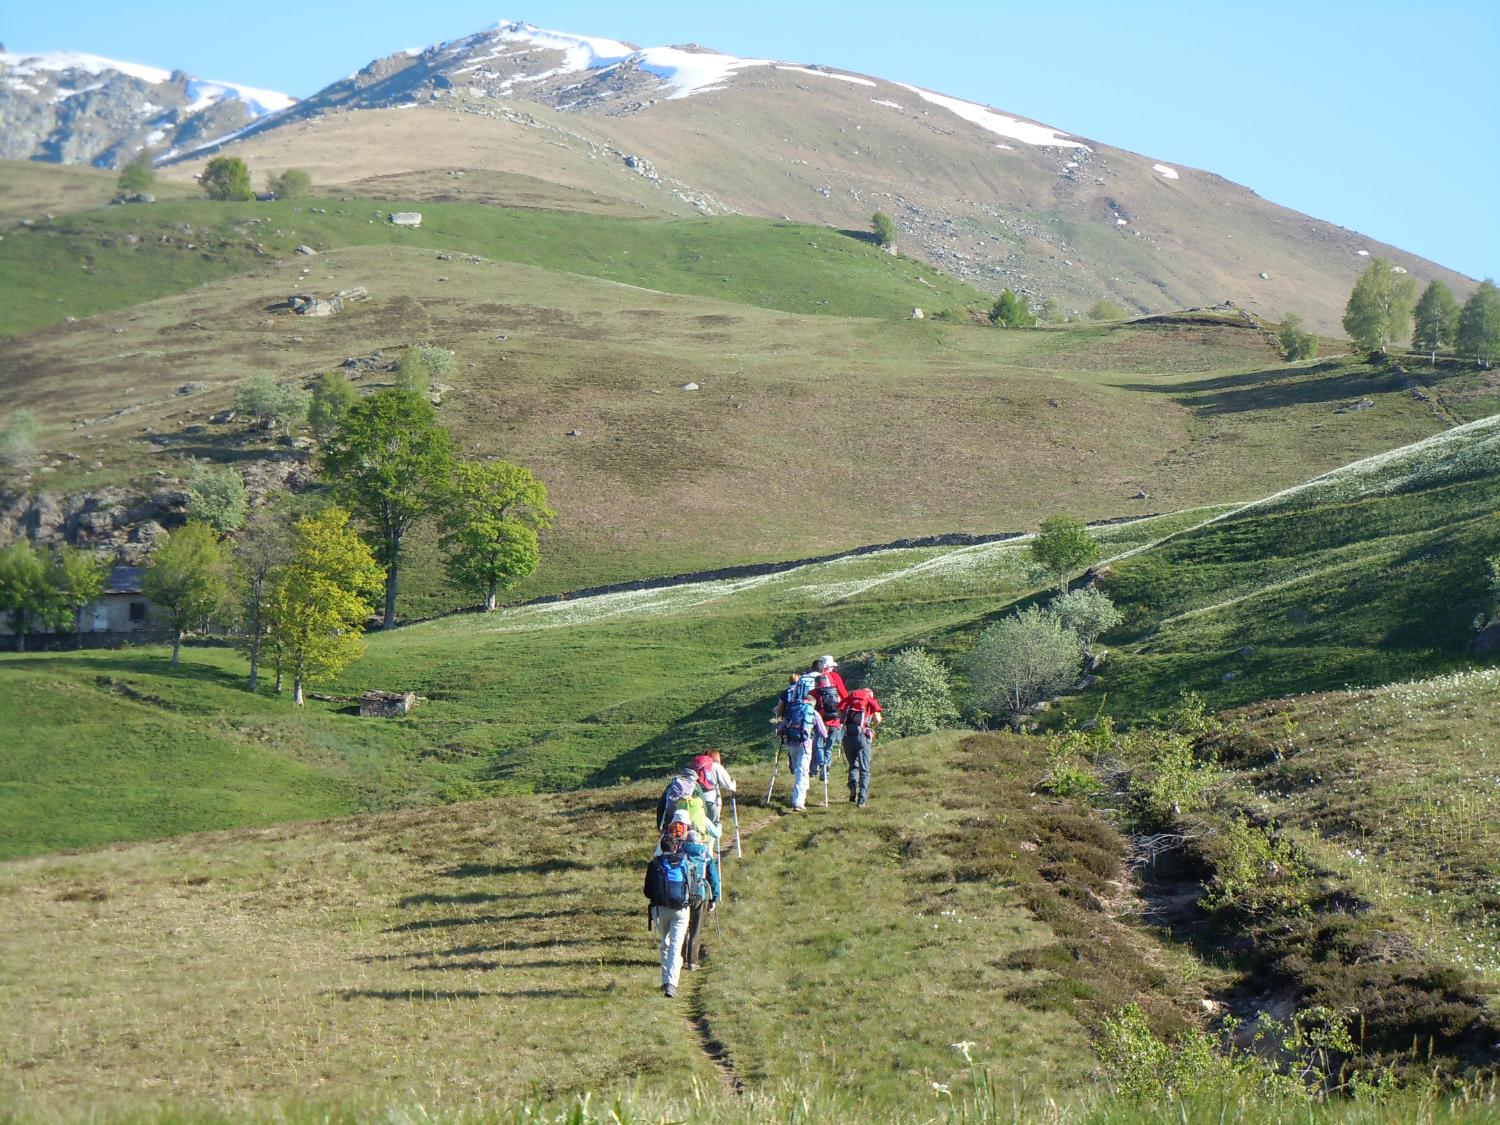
[655,904,690,991]
[789,740,812,808]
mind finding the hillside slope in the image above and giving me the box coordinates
[157,22,1476,332]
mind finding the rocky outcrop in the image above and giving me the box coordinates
[0,50,293,168]
[0,457,314,563]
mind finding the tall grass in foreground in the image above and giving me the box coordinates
[15,1072,1495,1124]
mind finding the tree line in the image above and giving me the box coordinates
[1341,259,1500,364]
[115,150,312,202]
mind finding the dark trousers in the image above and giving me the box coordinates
[685,899,707,968]
[844,726,872,804]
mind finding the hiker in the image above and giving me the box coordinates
[681,818,720,972]
[779,684,827,812]
[656,765,699,831]
[695,749,737,825]
[769,672,803,722]
[644,818,697,997]
[675,782,723,855]
[841,685,883,807]
[810,655,848,784]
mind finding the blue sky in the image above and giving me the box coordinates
[5,0,1497,278]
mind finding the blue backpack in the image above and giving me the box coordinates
[645,849,695,909]
[780,699,816,743]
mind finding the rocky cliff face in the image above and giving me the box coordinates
[0,50,293,168]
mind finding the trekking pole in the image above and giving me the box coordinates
[764,739,780,806]
[731,797,742,858]
[822,752,829,808]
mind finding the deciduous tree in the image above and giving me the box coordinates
[0,540,56,652]
[308,371,357,443]
[864,648,958,737]
[1457,279,1500,369]
[143,521,227,666]
[441,461,553,610]
[871,211,896,248]
[50,546,109,648]
[967,608,1083,729]
[320,390,453,628]
[1341,258,1418,353]
[1029,514,1100,593]
[267,168,311,199]
[263,507,383,705]
[185,460,249,532]
[1047,587,1123,658]
[116,151,155,194]
[1412,280,1460,363]
[201,156,253,202]
[232,510,294,692]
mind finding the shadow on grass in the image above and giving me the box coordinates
[336,986,613,1001]
[410,955,653,972]
[1115,362,1409,415]
[383,906,635,933]
[438,857,597,879]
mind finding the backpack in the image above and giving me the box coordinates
[692,753,718,791]
[645,849,696,909]
[656,774,696,829]
[796,672,819,700]
[845,688,877,730]
[779,699,816,743]
[814,674,842,721]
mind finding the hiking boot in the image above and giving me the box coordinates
[665,984,677,998]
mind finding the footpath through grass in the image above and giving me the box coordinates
[4,730,1496,1123]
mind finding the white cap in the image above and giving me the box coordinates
[817,655,837,669]
[672,810,692,826]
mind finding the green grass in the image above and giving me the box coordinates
[3,730,1495,1123]
[1082,415,1500,720]
[0,195,988,336]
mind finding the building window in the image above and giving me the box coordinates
[129,601,147,623]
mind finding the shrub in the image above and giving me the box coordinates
[1278,313,1319,360]
[1088,298,1129,321]
[267,168,311,199]
[234,375,309,436]
[990,289,1031,327]
[1041,731,1103,797]
[1201,814,1310,914]
[185,461,249,532]
[870,211,896,248]
[864,647,958,737]
[1123,728,1217,825]
[201,156,253,201]
[967,607,1083,728]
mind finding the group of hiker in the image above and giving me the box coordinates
[642,655,884,997]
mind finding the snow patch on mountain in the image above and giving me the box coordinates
[774,64,876,87]
[184,79,295,117]
[637,46,769,98]
[894,83,1087,149]
[1153,163,1179,180]
[0,49,171,85]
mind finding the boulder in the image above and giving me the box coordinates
[176,381,207,396]
[911,308,925,319]
[388,212,423,227]
[209,409,236,424]
[295,244,318,256]
[680,382,699,391]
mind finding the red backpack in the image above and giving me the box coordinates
[692,753,718,791]
[845,689,878,730]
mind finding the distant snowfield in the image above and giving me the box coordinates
[0,49,171,85]
[774,64,877,87]
[895,82,1088,149]
[1152,163,1180,180]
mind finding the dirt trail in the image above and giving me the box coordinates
[679,805,779,1096]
